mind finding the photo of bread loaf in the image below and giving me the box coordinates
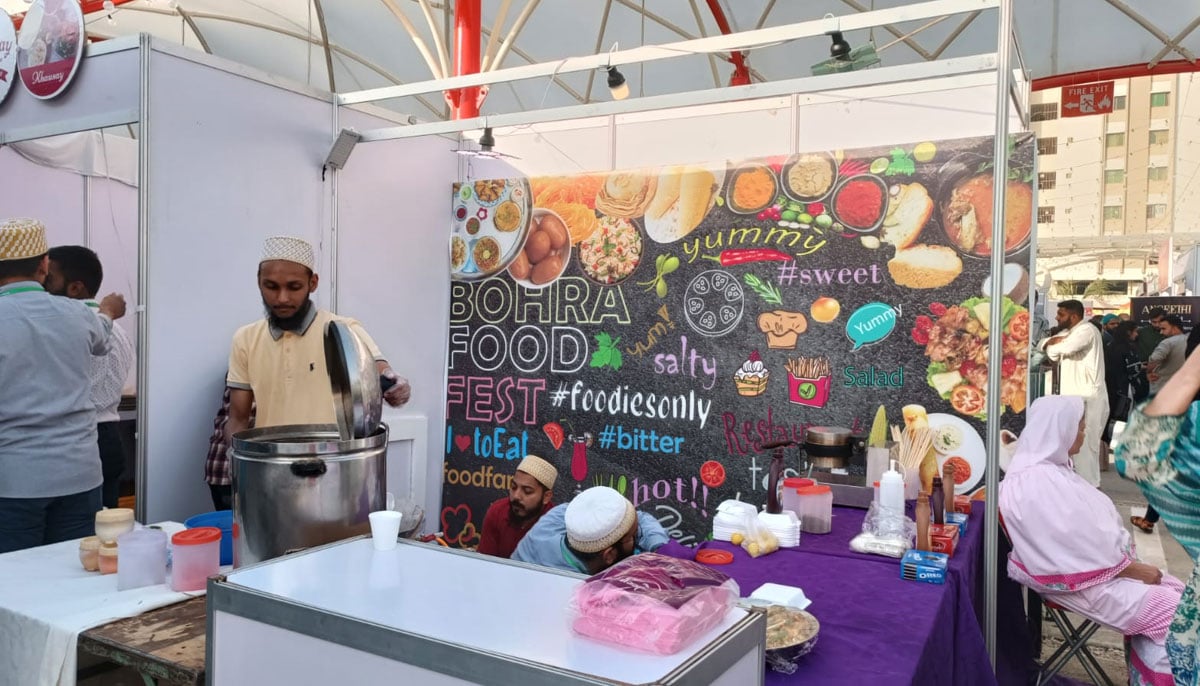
[644,165,723,244]
[888,245,962,289]
[880,182,932,249]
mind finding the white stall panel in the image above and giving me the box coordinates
[0,147,86,245]
[0,42,141,144]
[334,121,455,530]
[143,49,335,523]
[88,175,139,384]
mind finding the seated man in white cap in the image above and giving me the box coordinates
[477,455,558,559]
[225,236,411,440]
[0,219,127,553]
[512,486,671,575]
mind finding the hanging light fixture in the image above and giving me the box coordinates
[607,66,629,101]
[828,31,851,61]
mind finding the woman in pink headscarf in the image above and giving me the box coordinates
[1000,395,1181,685]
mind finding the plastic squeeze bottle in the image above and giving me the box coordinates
[915,493,932,551]
[879,460,905,516]
[931,477,945,525]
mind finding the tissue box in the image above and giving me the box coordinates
[901,550,948,585]
[946,512,968,535]
[953,495,972,515]
[930,523,960,557]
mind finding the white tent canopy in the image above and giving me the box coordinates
[2,0,1197,121]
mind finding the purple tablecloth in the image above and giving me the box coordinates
[666,502,1041,685]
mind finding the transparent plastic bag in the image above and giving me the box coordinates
[738,509,779,558]
[849,501,914,558]
[570,553,740,655]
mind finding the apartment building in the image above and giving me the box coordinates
[1031,72,1200,297]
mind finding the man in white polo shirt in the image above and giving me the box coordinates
[224,236,410,440]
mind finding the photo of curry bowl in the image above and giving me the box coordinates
[935,153,1034,259]
[725,162,778,215]
[781,151,838,203]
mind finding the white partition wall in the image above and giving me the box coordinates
[140,45,337,523]
[333,124,457,530]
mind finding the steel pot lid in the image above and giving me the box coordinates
[324,321,382,440]
[804,426,852,446]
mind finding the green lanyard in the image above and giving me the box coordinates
[559,537,589,574]
[0,284,45,297]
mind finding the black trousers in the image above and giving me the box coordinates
[210,484,232,511]
[97,421,125,509]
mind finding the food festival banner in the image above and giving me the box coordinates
[16,0,84,101]
[442,134,1034,545]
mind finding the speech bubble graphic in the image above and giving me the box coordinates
[846,302,902,350]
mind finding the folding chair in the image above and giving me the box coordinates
[998,513,1118,686]
[1035,597,1118,686]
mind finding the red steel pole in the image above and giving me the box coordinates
[704,0,750,86]
[449,0,484,119]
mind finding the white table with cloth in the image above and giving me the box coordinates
[0,522,204,686]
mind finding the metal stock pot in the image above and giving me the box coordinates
[231,424,388,567]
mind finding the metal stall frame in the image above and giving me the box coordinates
[332,0,1024,670]
[206,538,767,686]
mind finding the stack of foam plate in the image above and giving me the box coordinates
[711,500,759,541]
[758,511,801,547]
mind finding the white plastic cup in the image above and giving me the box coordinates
[369,511,402,551]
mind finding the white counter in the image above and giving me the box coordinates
[210,538,765,685]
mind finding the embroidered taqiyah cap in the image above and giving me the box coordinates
[0,218,49,261]
[261,236,315,271]
[566,486,637,554]
[517,454,557,490]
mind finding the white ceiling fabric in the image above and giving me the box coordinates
[0,0,1197,120]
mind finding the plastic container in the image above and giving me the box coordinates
[796,485,833,534]
[171,527,221,592]
[872,481,880,504]
[118,528,168,591]
[79,536,101,572]
[184,510,234,566]
[880,462,906,514]
[780,477,815,517]
[94,508,135,544]
[98,542,119,575]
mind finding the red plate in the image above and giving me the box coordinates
[695,549,734,565]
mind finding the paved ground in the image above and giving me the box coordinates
[1044,462,1194,684]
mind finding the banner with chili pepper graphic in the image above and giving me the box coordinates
[443,134,1033,546]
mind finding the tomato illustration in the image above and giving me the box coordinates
[950,385,986,416]
[700,460,726,488]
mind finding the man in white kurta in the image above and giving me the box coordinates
[1039,300,1108,486]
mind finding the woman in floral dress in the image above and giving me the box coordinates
[1117,345,1200,684]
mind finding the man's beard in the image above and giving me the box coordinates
[265,297,314,331]
[509,500,539,523]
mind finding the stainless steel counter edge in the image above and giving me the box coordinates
[206,537,766,686]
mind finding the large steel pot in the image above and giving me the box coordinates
[231,423,388,567]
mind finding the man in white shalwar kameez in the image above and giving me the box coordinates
[1039,299,1108,486]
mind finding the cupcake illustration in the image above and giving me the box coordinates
[734,350,769,397]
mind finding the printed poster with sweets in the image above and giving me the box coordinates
[443,134,1033,545]
[0,10,16,105]
[16,0,84,100]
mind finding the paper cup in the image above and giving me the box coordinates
[369,511,402,551]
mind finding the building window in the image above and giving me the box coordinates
[1151,92,1170,108]
[1114,95,1127,110]
[1104,169,1125,184]
[1037,172,1056,190]
[1148,166,1169,181]
[1106,132,1126,147]
[1037,206,1055,224]
[1104,206,1123,220]
[1037,137,1057,156]
[1031,103,1058,121]
[1147,204,1168,219]
[1150,130,1170,145]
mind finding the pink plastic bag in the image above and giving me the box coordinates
[570,553,740,655]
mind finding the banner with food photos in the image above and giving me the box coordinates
[442,134,1034,546]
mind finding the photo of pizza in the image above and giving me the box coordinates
[913,296,1028,419]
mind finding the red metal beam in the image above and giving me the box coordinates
[704,0,750,86]
[447,0,484,119]
[1032,59,1200,91]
